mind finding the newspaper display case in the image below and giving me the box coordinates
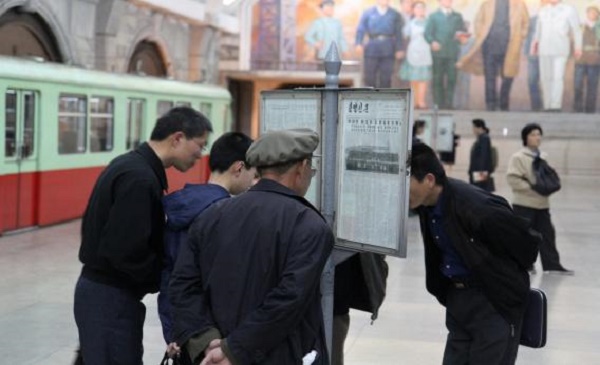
[335,89,412,257]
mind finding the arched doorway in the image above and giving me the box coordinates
[127,41,168,77]
[0,7,62,61]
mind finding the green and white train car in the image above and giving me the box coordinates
[0,56,231,234]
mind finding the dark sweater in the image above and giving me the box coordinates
[79,142,167,296]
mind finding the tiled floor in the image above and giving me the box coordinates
[1,175,598,364]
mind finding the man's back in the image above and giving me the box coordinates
[172,179,334,364]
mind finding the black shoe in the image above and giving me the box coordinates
[543,267,574,275]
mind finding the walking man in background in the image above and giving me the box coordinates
[468,119,494,192]
[74,107,213,365]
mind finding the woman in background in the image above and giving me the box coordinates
[399,1,432,109]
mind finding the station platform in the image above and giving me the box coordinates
[0,174,598,364]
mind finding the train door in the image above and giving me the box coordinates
[3,89,39,231]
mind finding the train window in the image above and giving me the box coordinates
[176,101,191,108]
[4,90,37,159]
[157,100,173,117]
[5,90,17,158]
[200,102,212,118]
[22,92,36,158]
[90,96,114,152]
[127,99,145,150]
[58,94,87,154]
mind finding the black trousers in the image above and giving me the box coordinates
[363,56,395,88]
[74,276,146,365]
[483,51,513,111]
[512,205,563,270]
[443,286,522,365]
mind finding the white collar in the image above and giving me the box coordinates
[376,5,388,15]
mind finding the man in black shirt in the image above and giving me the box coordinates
[74,106,213,365]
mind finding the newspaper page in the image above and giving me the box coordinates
[260,91,322,207]
[336,91,410,256]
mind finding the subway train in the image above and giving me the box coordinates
[0,56,232,235]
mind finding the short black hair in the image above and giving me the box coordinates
[413,119,426,137]
[472,118,489,134]
[150,106,213,141]
[410,143,447,186]
[209,132,254,173]
[521,123,543,146]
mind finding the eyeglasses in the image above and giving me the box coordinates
[310,167,317,177]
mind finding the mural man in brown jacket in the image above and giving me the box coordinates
[457,0,529,111]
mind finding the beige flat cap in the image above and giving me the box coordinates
[246,128,319,167]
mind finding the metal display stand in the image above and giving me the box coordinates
[258,43,412,362]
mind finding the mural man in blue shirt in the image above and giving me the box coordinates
[355,0,404,88]
[305,0,348,60]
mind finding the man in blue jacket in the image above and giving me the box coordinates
[158,132,255,358]
[410,143,540,364]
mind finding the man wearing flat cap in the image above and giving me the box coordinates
[170,129,334,365]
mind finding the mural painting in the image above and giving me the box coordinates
[251,0,600,113]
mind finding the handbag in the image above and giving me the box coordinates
[160,350,193,365]
[520,288,547,348]
[530,156,561,196]
[160,352,181,365]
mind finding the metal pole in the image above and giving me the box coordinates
[320,42,341,363]
[431,104,439,152]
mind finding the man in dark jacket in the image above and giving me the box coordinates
[409,143,539,365]
[158,132,255,356]
[468,118,495,191]
[170,129,334,365]
[74,107,213,365]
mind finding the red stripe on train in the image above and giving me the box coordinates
[0,156,209,235]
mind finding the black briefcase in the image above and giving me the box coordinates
[520,288,547,348]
